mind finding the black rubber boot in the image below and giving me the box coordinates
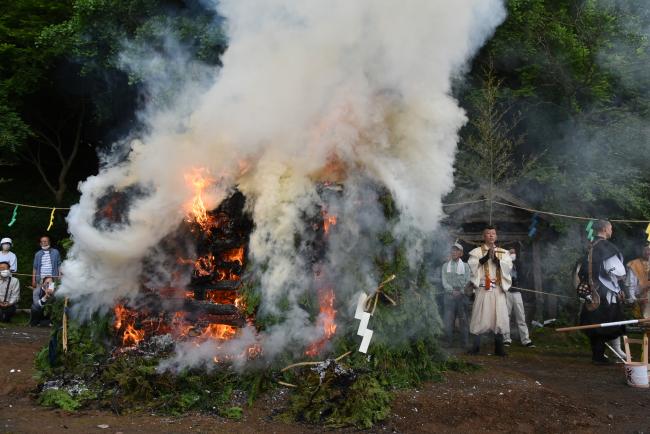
[494,334,507,357]
[467,334,480,355]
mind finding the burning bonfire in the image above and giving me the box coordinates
[107,170,339,360]
[36,173,447,428]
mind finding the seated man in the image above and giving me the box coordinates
[31,276,55,326]
[0,261,20,322]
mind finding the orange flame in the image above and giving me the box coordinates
[185,168,215,230]
[222,246,245,265]
[305,288,337,356]
[122,324,145,346]
[114,304,127,330]
[322,210,337,235]
[199,324,238,341]
[114,304,146,347]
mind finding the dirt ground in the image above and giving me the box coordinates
[1,324,649,434]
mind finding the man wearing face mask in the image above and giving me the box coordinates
[0,238,17,272]
[32,236,61,288]
[502,248,535,348]
[30,276,55,326]
[0,261,20,322]
[441,242,471,348]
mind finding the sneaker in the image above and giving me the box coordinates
[524,342,536,348]
[504,342,511,347]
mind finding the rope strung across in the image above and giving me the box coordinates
[492,200,650,224]
[0,199,71,210]
[510,286,574,300]
[0,199,70,231]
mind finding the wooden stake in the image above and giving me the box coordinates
[364,274,397,312]
[62,297,68,353]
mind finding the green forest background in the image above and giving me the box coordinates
[1,0,649,303]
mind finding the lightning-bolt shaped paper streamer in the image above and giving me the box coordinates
[7,205,17,227]
[355,295,373,353]
[47,208,56,231]
[354,293,374,353]
[646,223,650,242]
[586,220,594,242]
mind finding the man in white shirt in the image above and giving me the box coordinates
[440,243,471,348]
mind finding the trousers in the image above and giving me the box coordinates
[503,291,531,345]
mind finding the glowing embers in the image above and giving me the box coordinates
[205,289,239,305]
[179,246,246,282]
[305,288,338,357]
[113,304,241,349]
[194,253,216,277]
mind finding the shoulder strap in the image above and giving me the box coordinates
[3,277,11,303]
[587,239,604,289]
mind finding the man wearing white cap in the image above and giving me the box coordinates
[441,242,471,348]
[0,238,17,272]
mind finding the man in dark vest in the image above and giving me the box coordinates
[579,220,627,364]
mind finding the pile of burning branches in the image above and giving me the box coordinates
[35,184,460,428]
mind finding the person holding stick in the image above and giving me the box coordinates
[578,220,627,364]
[467,226,513,356]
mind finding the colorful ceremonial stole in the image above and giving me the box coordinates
[481,245,502,290]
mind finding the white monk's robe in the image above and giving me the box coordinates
[468,245,513,335]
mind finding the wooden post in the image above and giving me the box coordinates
[532,240,544,321]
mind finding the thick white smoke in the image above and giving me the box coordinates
[61,0,505,368]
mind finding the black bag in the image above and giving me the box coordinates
[576,240,601,311]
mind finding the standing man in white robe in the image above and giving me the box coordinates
[467,226,513,356]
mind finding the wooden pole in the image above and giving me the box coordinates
[62,297,68,353]
[555,318,650,332]
[531,240,544,322]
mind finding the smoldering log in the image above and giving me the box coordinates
[188,279,241,291]
[192,314,246,328]
[137,293,240,316]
